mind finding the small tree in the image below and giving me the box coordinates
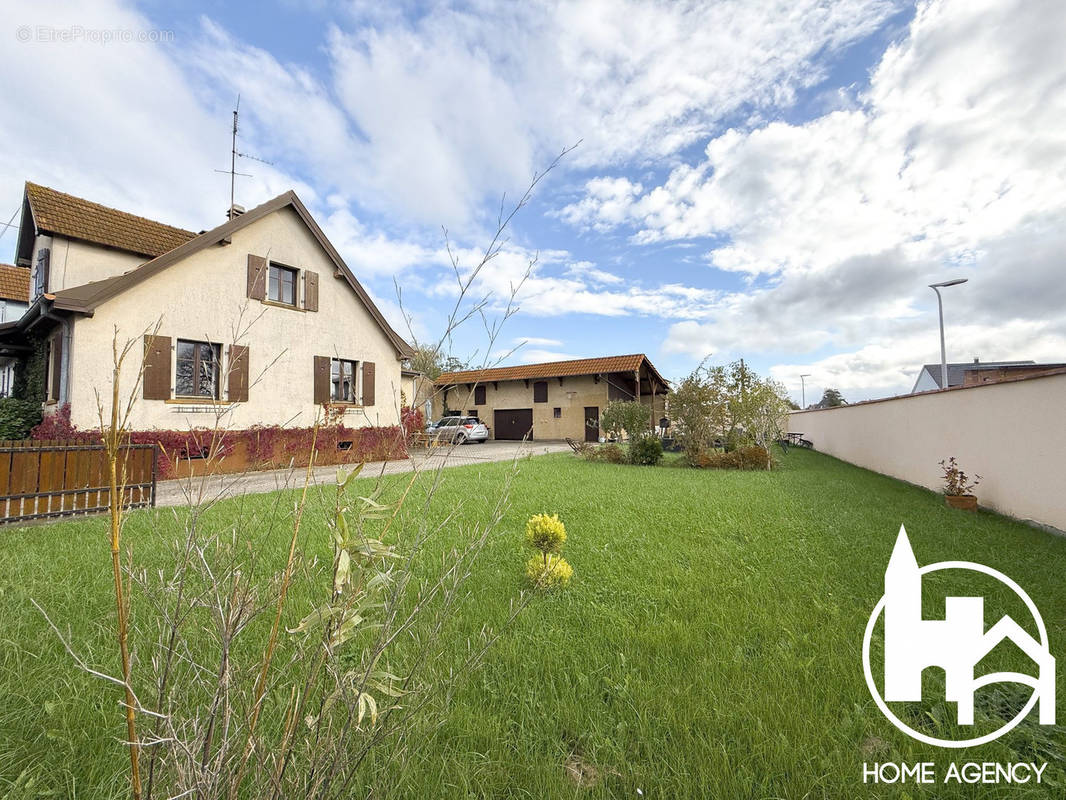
[407,345,467,381]
[524,513,573,589]
[600,400,650,442]
[669,363,728,460]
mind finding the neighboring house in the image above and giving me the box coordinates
[0,263,31,396]
[435,354,669,441]
[0,182,413,430]
[911,359,1066,393]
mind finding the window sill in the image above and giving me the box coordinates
[166,397,234,405]
[261,299,305,312]
[329,402,367,410]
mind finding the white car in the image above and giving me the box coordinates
[429,416,489,444]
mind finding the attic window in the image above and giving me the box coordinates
[268,263,297,306]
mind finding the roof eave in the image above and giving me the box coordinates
[48,190,414,359]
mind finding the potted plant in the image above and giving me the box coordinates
[939,457,981,511]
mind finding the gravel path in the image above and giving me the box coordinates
[154,440,572,507]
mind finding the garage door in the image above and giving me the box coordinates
[493,408,533,441]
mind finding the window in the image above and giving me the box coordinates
[474,384,486,405]
[533,380,548,403]
[553,407,561,418]
[268,263,298,305]
[331,358,360,403]
[176,339,220,398]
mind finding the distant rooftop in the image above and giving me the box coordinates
[437,353,669,391]
[0,264,30,303]
[911,359,1063,391]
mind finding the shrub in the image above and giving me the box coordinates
[29,403,80,440]
[628,434,663,466]
[401,405,425,437]
[523,512,573,590]
[525,513,566,553]
[939,456,980,496]
[690,445,771,470]
[0,397,43,439]
[525,554,573,589]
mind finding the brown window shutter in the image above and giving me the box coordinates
[50,334,63,401]
[303,270,319,311]
[533,380,548,403]
[143,334,172,400]
[362,361,375,406]
[227,345,249,402]
[247,254,267,300]
[313,355,331,404]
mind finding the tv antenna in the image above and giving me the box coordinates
[214,95,273,216]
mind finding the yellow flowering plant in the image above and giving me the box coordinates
[525,554,573,589]
[524,513,573,589]
[525,513,567,553]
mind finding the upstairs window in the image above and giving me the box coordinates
[474,384,486,405]
[176,339,220,398]
[533,380,548,403]
[331,358,360,403]
[268,263,297,306]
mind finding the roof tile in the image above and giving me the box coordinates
[437,354,668,388]
[25,182,196,258]
[0,263,30,303]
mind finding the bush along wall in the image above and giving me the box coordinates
[28,407,409,479]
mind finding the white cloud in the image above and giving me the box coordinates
[513,336,564,347]
[513,348,578,364]
[560,0,1066,391]
[183,0,902,229]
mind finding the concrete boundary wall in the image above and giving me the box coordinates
[788,371,1066,532]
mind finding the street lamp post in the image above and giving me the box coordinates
[928,278,968,390]
[800,374,811,408]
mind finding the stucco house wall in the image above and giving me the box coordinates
[32,235,144,294]
[65,206,404,431]
[789,371,1066,532]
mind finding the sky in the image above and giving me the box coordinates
[1,0,1064,404]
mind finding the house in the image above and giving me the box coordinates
[435,354,669,441]
[0,182,413,431]
[0,263,31,396]
[911,358,1066,392]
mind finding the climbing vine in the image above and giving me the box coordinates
[12,336,48,403]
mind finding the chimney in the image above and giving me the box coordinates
[973,357,979,364]
[227,204,245,220]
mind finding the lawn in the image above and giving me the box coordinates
[1,449,1064,798]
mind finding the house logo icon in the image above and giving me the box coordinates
[862,526,1055,748]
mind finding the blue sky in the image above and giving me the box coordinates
[2,0,1065,403]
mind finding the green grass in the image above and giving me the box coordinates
[2,449,1065,798]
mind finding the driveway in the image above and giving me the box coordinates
[155,439,573,508]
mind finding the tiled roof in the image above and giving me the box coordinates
[25,182,196,258]
[0,263,30,303]
[437,354,668,388]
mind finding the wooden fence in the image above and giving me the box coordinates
[0,440,158,525]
